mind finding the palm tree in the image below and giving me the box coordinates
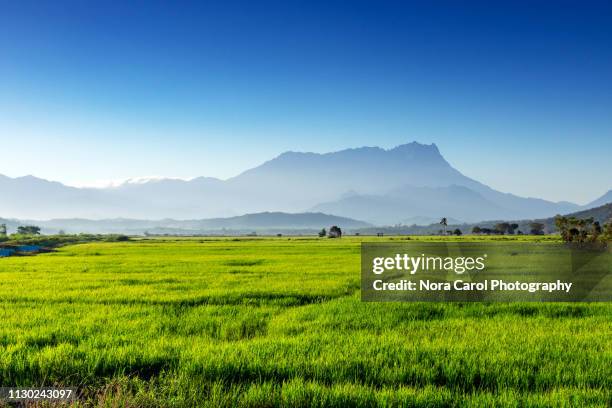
[439,217,448,235]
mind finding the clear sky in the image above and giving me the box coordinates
[1,1,610,204]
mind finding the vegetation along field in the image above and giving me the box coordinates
[0,236,610,407]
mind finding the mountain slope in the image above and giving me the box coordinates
[584,190,612,209]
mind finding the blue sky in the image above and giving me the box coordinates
[1,0,611,204]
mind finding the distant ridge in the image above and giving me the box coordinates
[355,202,612,236]
[0,212,370,235]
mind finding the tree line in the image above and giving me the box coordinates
[471,222,544,235]
[555,215,612,244]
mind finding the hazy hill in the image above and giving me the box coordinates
[400,215,462,226]
[472,202,612,235]
[0,142,593,223]
[556,203,612,225]
[3,212,370,235]
[190,212,369,229]
[312,185,507,224]
[357,202,612,236]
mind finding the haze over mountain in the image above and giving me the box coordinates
[0,212,369,235]
[1,142,607,224]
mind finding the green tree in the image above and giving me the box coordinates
[453,228,462,236]
[556,216,602,243]
[529,222,545,235]
[555,216,570,241]
[472,226,481,234]
[495,223,510,235]
[17,225,41,235]
[602,220,612,243]
[591,221,602,242]
[318,228,327,238]
[0,224,7,242]
[328,226,342,238]
[439,218,448,235]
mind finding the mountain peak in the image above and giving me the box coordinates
[274,141,440,160]
[13,174,67,187]
[388,142,442,159]
[390,141,439,152]
[16,174,45,181]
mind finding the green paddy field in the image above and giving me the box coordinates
[0,236,610,407]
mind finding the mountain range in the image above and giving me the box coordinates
[1,142,609,225]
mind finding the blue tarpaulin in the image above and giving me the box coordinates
[0,248,15,257]
[16,245,41,252]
